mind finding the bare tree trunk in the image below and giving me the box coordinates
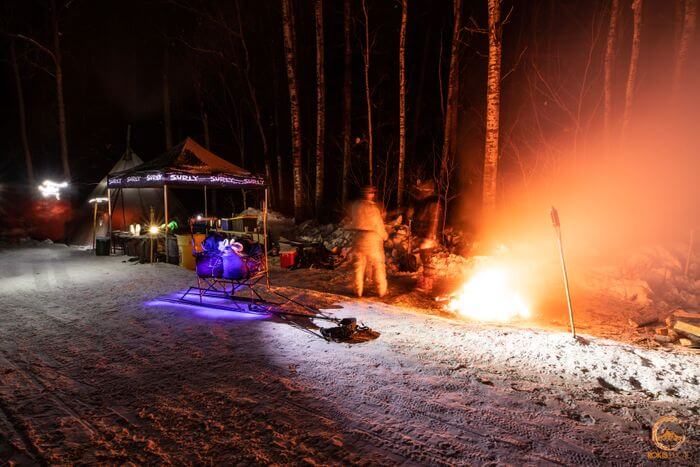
[675,0,684,50]
[482,0,502,221]
[437,0,461,238]
[163,50,173,150]
[603,0,620,142]
[410,31,430,163]
[281,0,305,221]
[51,0,69,179]
[362,0,374,185]
[674,0,697,92]
[442,0,461,175]
[621,0,643,138]
[10,41,34,184]
[397,0,408,207]
[314,0,326,213]
[272,59,284,204]
[202,109,211,149]
[195,80,211,149]
[163,72,173,150]
[341,0,352,205]
[230,98,248,209]
[235,1,273,205]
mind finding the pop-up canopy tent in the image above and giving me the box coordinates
[106,137,268,265]
[107,137,266,190]
[70,138,179,246]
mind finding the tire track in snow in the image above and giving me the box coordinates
[0,295,177,462]
[0,391,46,465]
[0,351,106,460]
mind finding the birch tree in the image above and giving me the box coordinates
[341,0,352,205]
[673,0,697,92]
[603,0,620,142]
[234,1,272,205]
[361,0,374,184]
[621,0,643,138]
[314,0,326,212]
[482,0,503,220]
[397,0,408,207]
[10,41,34,183]
[281,0,305,220]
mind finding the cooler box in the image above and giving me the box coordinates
[220,217,242,231]
[95,237,110,256]
[221,215,258,232]
[192,220,208,234]
[176,234,206,270]
[241,215,258,231]
[280,250,297,268]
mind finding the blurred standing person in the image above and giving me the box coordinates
[348,186,388,297]
[407,179,442,293]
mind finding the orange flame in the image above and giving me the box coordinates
[447,266,531,322]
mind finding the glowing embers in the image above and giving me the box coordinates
[38,180,68,200]
[447,265,531,322]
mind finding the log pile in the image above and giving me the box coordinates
[292,220,354,255]
[287,217,471,274]
[644,308,700,348]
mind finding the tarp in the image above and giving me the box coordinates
[107,138,266,189]
[68,148,181,245]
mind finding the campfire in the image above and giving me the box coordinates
[447,265,531,322]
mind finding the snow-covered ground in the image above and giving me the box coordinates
[0,245,697,464]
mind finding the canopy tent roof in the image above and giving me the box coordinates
[86,147,145,201]
[68,145,183,245]
[107,138,266,189]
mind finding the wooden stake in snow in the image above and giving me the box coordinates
[685,229,695,276]
[551,207,576,338]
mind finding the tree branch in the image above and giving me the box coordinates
[12,33,56,63]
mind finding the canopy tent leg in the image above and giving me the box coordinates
[263,188,270,290]
[120,187,126,230]
[92,200,98,250]
[164,185,169,228]
[204,185,208,217]
[107,188,113,254]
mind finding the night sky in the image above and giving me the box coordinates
[1,0,696,222]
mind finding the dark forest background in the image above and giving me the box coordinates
[1,0,697,231]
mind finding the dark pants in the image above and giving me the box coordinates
[418,246,435,291]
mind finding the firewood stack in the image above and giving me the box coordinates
[651,309,700,348]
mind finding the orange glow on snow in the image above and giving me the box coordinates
[447,266,531,322]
